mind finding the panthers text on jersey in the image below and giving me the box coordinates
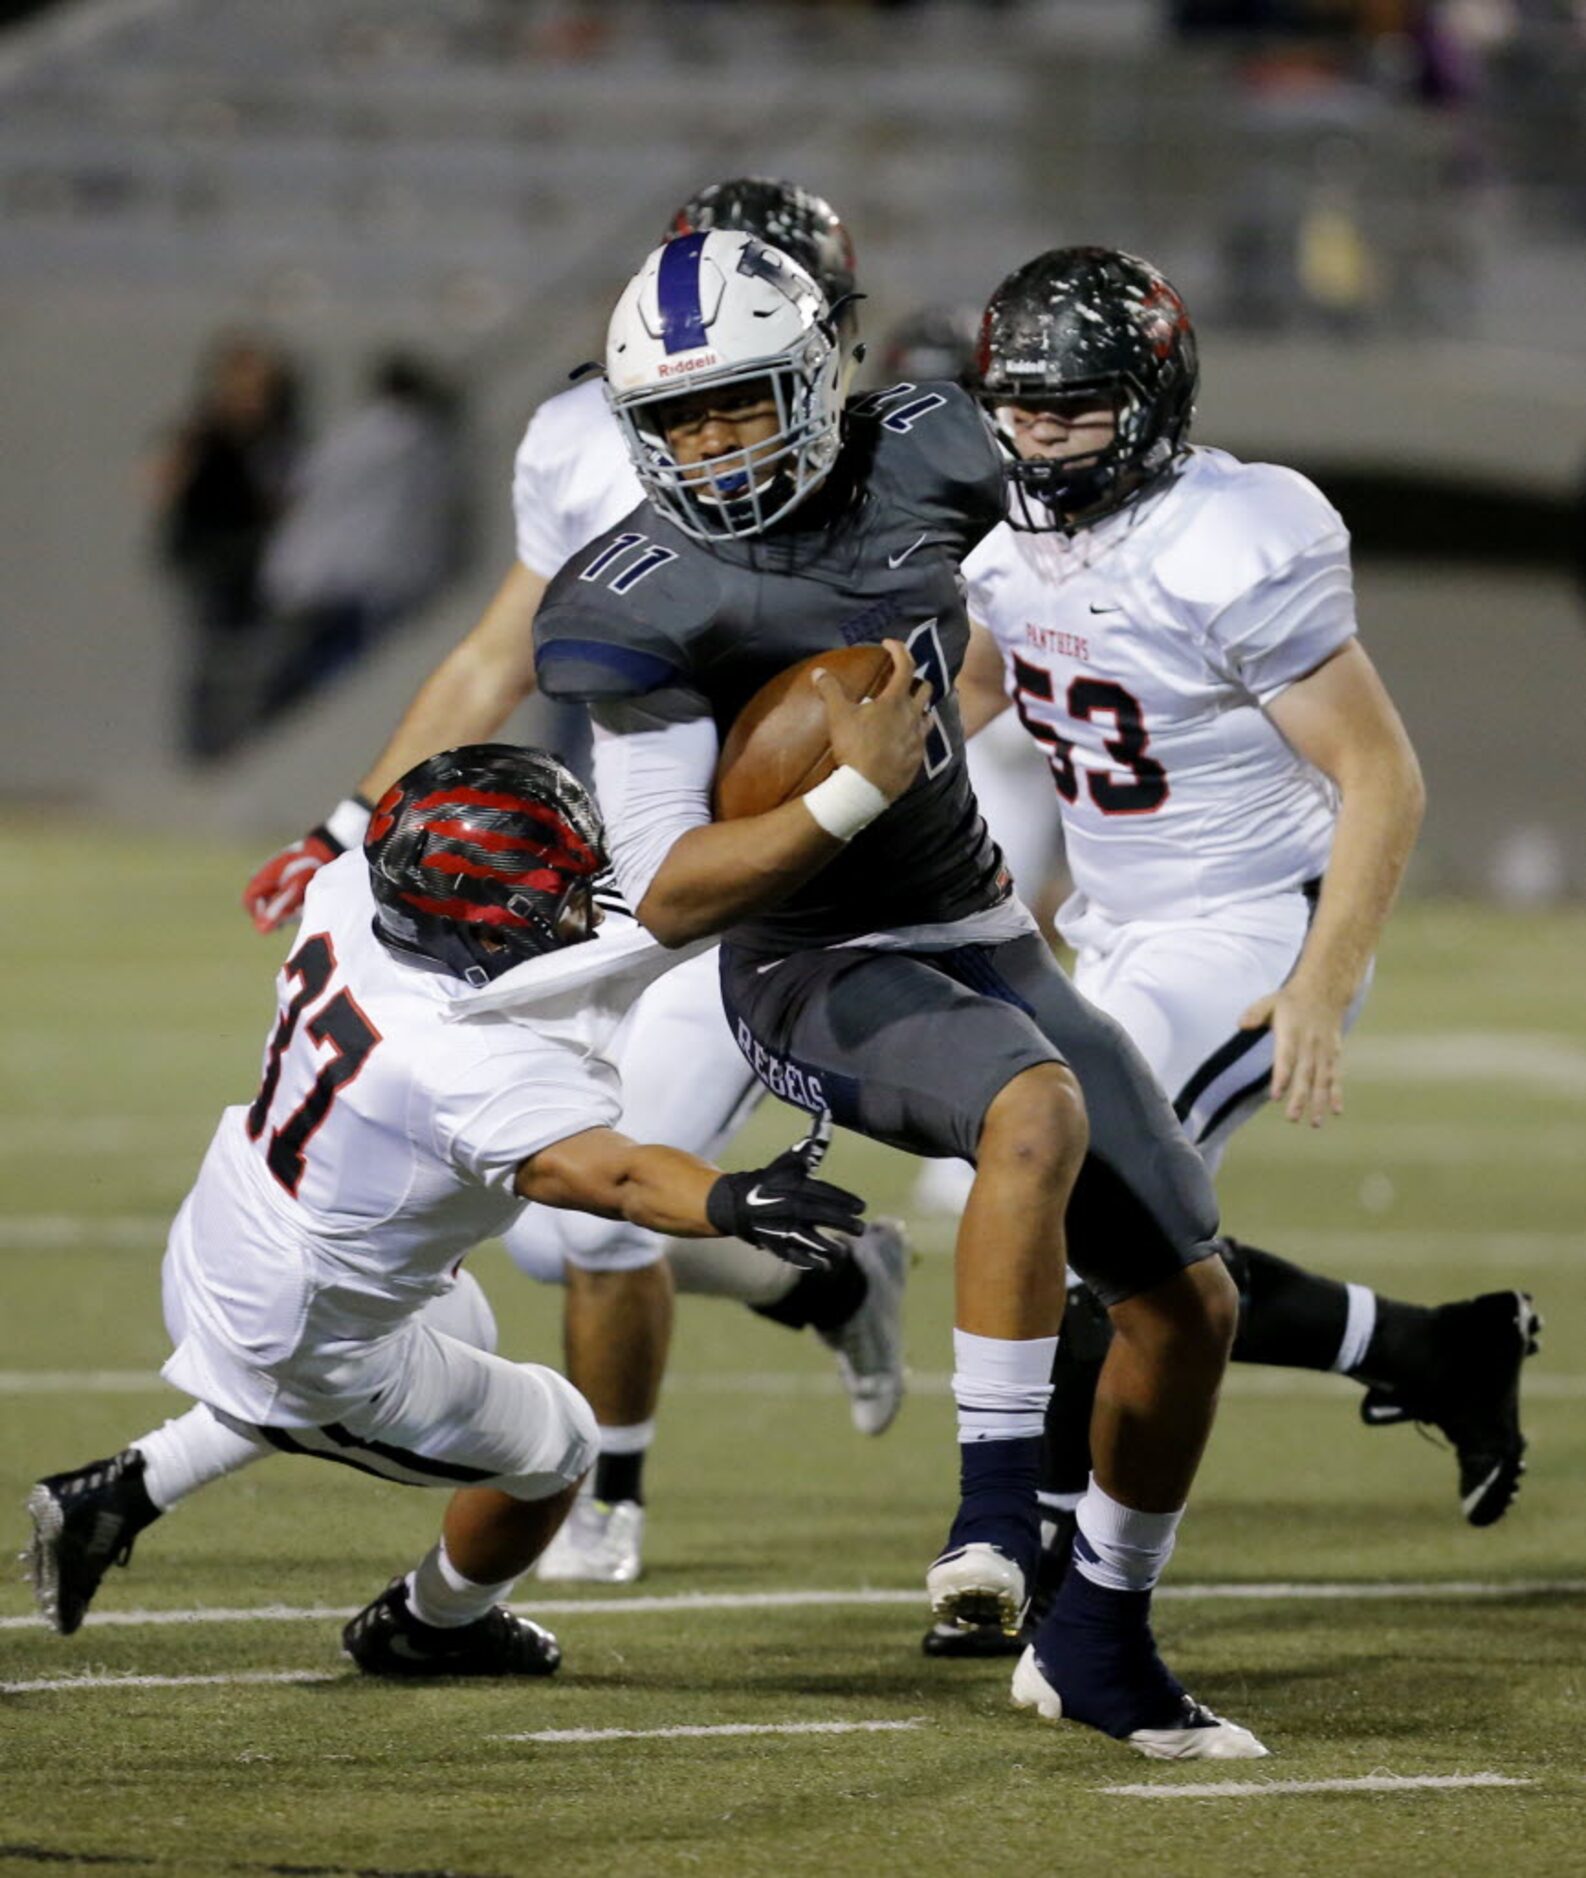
[532,381,1011,952]
[512,377,643,581]
[965,447,1357,929]
[162,852,625,1426]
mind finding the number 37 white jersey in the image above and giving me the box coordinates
[163,855,624,1422]
[965,447,1357,926]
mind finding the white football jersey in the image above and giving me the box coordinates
[512,377,644,579]
[163,854,625,1420]
[966,447,1357,926]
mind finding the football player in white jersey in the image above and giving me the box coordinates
[238,181,906,1586]
[26,747,865,1671]
[936,249,1538,1657]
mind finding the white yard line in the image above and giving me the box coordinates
[1232,1121,1586,1164]
[3,1116,1578,1165]
[3,1578,1581,1635]
[1276,1230,1585,1269]
[1347,1033,1586,1099]
[1098,1773,1534,1800]
[0,1369,177,1394]
[0,1216,170,1250]
[5,1365,1583,1401]
[1,1668,338,1694]
[4,1217,1582,1261]
[905,1226,1586,1266]
[491,1719,926,1744]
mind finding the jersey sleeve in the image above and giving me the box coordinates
[533,539,715,729]
[1167,465,1357,704]
[960,525,1016,649]
[511,402,579,579]
[589,715,719,911]
[435,1031,622,1193]
[867,380,1008,539]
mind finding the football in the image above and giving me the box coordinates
[713,642,895,820]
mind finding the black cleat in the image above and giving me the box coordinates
[923,1510,1075,1659]
[342,1577,562,1678]
[1360,1289,1541,1527]
[25,1448,162,1635]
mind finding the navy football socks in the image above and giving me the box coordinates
[1030,1561,1187,1737]
[944,1435,1043,1586]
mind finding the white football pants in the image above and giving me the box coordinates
[1063,885,1371,1176]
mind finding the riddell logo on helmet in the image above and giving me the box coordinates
[659,354,723,377]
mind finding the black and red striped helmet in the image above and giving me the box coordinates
[667,177,857,315]
[365,745,606,986]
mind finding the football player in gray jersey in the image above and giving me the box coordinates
[534,229,1266,1761]
[238,180,906,1586]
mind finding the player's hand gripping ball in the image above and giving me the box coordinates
[712,641,924,820]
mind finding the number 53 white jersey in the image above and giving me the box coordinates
[965,446,1358,928]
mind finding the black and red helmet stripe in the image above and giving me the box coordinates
[365,744,607,984]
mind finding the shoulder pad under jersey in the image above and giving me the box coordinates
[847,379,1007,531]
[533,511,717,704]
[1152,451,1349,614]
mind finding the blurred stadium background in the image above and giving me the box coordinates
[1,0,1583,900]
[4,7,1586,1870]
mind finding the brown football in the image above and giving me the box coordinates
[713,643,895,821]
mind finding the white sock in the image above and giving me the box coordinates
[951,1328,1057,1443]
[135,1406,271,1511]
[1330,1282,1377,1374]
[666,1237,797,1306]
[597,1419,655,1456]
[406,1540,515,1629]
[1073,1476,1183,1594]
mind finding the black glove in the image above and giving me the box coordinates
[705,1114,864,1270]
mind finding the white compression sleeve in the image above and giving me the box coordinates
[591,717,719,911]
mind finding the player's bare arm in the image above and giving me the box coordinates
[516,1124,862,1269]
[243,561,548,931]
[1241,639,1425,1125]
[354,561,547,802]
[958,621,1013,740]
[635,640,931,947]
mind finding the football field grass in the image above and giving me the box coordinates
[2,825,1584,1877]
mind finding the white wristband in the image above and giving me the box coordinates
[802,765,889,842]
[325,795,374,851]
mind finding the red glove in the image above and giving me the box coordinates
[243,797,372,933]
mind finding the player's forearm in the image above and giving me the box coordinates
[518,1135,720,1236]
[635,805,845,947]
[356,651,528,800]
[1291,747,1425,1007]
[609,1144,727,1237]
[960,621,1012,741]
[355,565,545,800]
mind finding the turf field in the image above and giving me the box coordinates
[2,825,1584,1878]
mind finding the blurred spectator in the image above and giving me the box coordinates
[259,352,467,724]
[150,333,302,763]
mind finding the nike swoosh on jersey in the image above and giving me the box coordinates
[1088,603,1121,614]
[888,534,930,568]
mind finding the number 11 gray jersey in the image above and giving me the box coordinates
[534,381,1010,953]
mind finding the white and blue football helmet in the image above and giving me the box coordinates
[604,228,846,542]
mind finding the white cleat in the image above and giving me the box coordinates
[534,1495,645,1585]
[1011,1646,1269,1761]
[818,1217,909,1437]
[926,1542,1027,1638]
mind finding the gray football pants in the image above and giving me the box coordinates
[719,932,1221,1308]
